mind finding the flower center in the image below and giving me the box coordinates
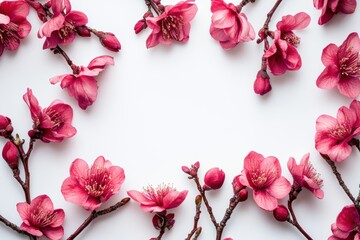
[328,123,351,140]
[45,108,64,129]
[339,48,360,77]
[304,162,323,187]
[0,22,20,47]
[250,170,276,189]
[161,15,183,41]
[58,23,74,40]
[144,184,175,206]
[85,168,111,198]
[281,32,300,47]
[30,206,56,228]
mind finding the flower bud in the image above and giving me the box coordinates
[0,115,11,132]
[2,141,19,169]
[203,167,225,191]
[232,175,244,194]
[273,205,289,222]
[76,26,91,37]
[97,31,121,52]
[134,20,147,34]
[238,189,248,202]
[254,70,272,95]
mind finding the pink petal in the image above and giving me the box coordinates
[211,10,235,29]
[127,190,155,206]
[16,202,30,221]
[70,159,89,181]
[253,191,278,211]
[321,43,339,66]
[337,76,360,98]
[339,0,357,13]
[267,177,291,199]
[327,142,352,162]
[42,226,64,240]
[61,177,89,205]
[87,55,114,72]
[66,11,88,27]
[141,205,165,213]
[260,156,281,178]
[0,1,30,20]
[163,190,188,209]
[82,197,101,211]
[34,195,54,213]
[38,14,65,38]
[337,206,360,232]
[49,209,65,227]
[0,14,10,24]
[20,223,43,237]
[243,151,263,172]
[316,65,340,89]
[65,75,98,110]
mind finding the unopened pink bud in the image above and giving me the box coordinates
[76,26,91,37]
[0,115,11,130]
[238,189,248,202]
[273,205,289,222]
[203,167,225,190]
[2,141,19,169]
[134,20,147,34]
[254,70,272,95]
[97,31,121,52]
[232,175,244,194]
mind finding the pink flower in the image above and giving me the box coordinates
[315,100,360,162]
[23,88,77,143]
[0,0,31,56]
[287,153,324,199]
[276,12,311,47]
[50,55,114,110]
[209,0,255,50]
[145,0,198,48]
[263,30,302,76]
[203,167,225,190]
[313,0,357,25]
[16,195,65,240]
[38,0,88,49]
[253,70,272,95]
[2,141,19,169]
[61,156,125,211]
[239,151,291,211]
[329,205,360,240]
[127,184,188,213]
[316,32,360,99]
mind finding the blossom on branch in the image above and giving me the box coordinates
[127,184,188,213]
[0,0,31,56]
[203,167,225,190]
[16,195,65,240]
[145,0,198,48]
[50,55,114,110]
[287,153,324,199]
[315,99,360,162]
[316,32,360,99]
[61,156,125,211]
[209,0,255,50]
[37,0,88,49]
[23,88,77,143]
[239,151,291,211]
[313,0,357,25]
[329,205,360,240]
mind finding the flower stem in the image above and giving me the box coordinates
[287,188,313,240]
[145,0,163,16]
[66,197,130,240]
[185,195,202,240]
[237,0,256,12]
[216,193,241,240]
[321,154,356,204]
[51,46,79,74]
[0,214,33,237]
[257,0,283,43]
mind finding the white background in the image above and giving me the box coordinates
[0,0,359,239]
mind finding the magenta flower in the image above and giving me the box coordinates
[329,205,360,240]
[287,153,324,199]
[145,0,198,48]
[61,156,125,211]
[316,32,360,99]
[239,151,291,211]
[37,0,88,49]
[209,0,255,50]
[315,100,360,162]
[313,0,357,25]
[203,167,225,190]
[263,30,302,76]
[23,88,76,143]
[127,184,188,213]
[16,195,65,240]
[50,55,114,110]
[0,0,31,56]
[276,12,311,47]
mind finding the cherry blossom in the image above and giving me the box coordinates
[316,32,360,99]
[0,0,31,56]
[287,153,324,199]
[209,0,255,50]
[23,88,77,143]
[145,0,198,48]
[203,167,225,190]
[329,205,360,240]
[239,151,291,211]
[315,100,360,162]
[37,0,88,49]
[61,156,125,211]
[313,0,357,25]
[50,55,114,110]
[16,195,65,240]
[127,184,188,213]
